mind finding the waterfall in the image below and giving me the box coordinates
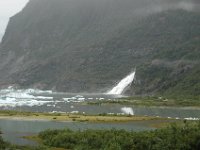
[121,107,134,115]
[107,70,136,95]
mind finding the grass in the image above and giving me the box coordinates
[0,110,163,123]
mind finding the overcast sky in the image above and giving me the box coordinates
[0,0,28,41]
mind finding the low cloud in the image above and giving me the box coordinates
[135,0,199,15]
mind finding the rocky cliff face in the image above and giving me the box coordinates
[0,0,199,97]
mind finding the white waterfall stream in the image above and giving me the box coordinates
[107,71,136,95]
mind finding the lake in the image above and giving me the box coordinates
[0,88,200,146]
[0,118,175,146]
[0,88,200,119]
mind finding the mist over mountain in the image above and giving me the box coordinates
[0,33,3,42]
[0,0,199,97]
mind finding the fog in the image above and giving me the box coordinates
[0,0,28,41]
[0,0,199,42]
[136,0,200,14]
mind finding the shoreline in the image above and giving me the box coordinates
[0,110,167,123]
[86,98,200,107]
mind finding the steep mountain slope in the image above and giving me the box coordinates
[0,0,199,97]
[0,33,3,41]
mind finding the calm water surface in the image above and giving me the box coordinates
[0,119,162,146]
[0,90,200,146]
[1,92,200,119]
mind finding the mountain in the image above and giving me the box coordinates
[0,33,3,42]
[0,0,199,98]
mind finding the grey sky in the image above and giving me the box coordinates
[0,0,28,41]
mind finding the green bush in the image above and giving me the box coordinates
[39,121,200,150]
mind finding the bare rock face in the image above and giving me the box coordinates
[0,0,199,97]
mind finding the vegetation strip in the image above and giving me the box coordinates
[37,121,200,150]
[87,96,200,107]
[1,121,198,150]
[0,110,164,123]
